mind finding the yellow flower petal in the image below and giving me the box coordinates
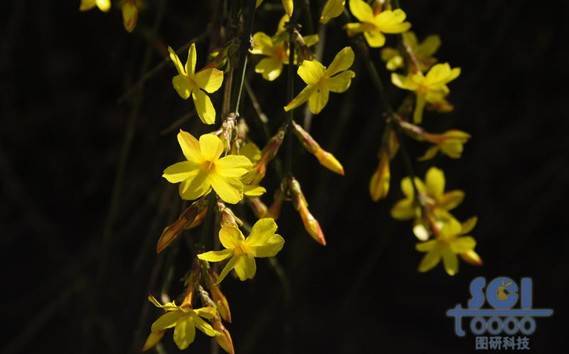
[401,177,424,199]
[186,43,197,76]
[391,73,418,91]
[327,70,355,93]
[440,217,462,238]
[244,184,266,196]
[194,316,219,337]
[425,63,460,86]
[219,226,244,249]
[326,48,355,77]
[442,250,458,276]
[308,87,329,114]
[246,218,277,245]
[162,161,198,183]
[173,317,196,350]
[349,0,373,22]
[178,170,211,200]
[251,32,274,56]
[216,155,253,177]
[320,0,345,24]
[415,239,437,252]
[194,68,224,93]
[364,30,386,48]
[450,236,476,253]
[255,58,283,81]
[198,249,233,262]
[375,9,411,33]
[282,0,293,16]
[172,75,192,99]
[217,255,238,283]
[461,216,478,234]
[192,90,216,124]
[425,167,445,197]
[248,234,284,257]
[151,311,185,332]
[168,47,185,76]
[209,174,244,204]
[199,134,224,161]
[177,130,202,163]
[418,35,441,57]
[418,249,441,272]
[390,199,415,220]
[233,255,257,280]
[284,85,315,112]
[438,190,465,210]
[298,60,326,85]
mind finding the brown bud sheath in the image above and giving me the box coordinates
[208,270,232,323]
[156,198,209,254]
[247,197,268,219]
[289,178,326,246]
[267,188,285,219]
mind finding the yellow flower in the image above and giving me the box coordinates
[168,43,224,124]
[251,16,319,81]
[419,130,471,160]
[416,217,481,276]
[381,31,441,72]
[256,0,293,16]
[391,63,460,123]
[198,218,285,282]
[80,0,111,12]
[345,0,411,48]
[284,47,356,114]
[391,167,464,223]
[162,130,252,204]
[320,0,345,24]
[144,296,220,351]
[121,0,139,32]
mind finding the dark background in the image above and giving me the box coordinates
[1,0,568,353]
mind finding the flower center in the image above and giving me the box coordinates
[202,160,216,173]
[233,241,250,256]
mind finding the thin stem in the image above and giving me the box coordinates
[232,0,257,114]
[285,4,300,175]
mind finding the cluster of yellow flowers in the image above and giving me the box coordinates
[81,0,480,351]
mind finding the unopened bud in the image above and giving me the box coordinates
[121,0,138,33]
[289,178,326,246]
[218,203,243,228]
[156,198,209,254]
[213,320,235,354]
[369,151,390,201]
[460,250,483,266]
[292,121,344,175]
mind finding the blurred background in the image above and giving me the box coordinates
[1,0,568,353]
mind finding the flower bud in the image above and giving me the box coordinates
[369,151,390,201]
[156,198,209,254]
[460,250,483,266]
[292,121,344,175]
[267,188,285,219]
[121,0,138,33]
[289,178,326,246]
[246,128,286,184]
[213,320,235,354]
